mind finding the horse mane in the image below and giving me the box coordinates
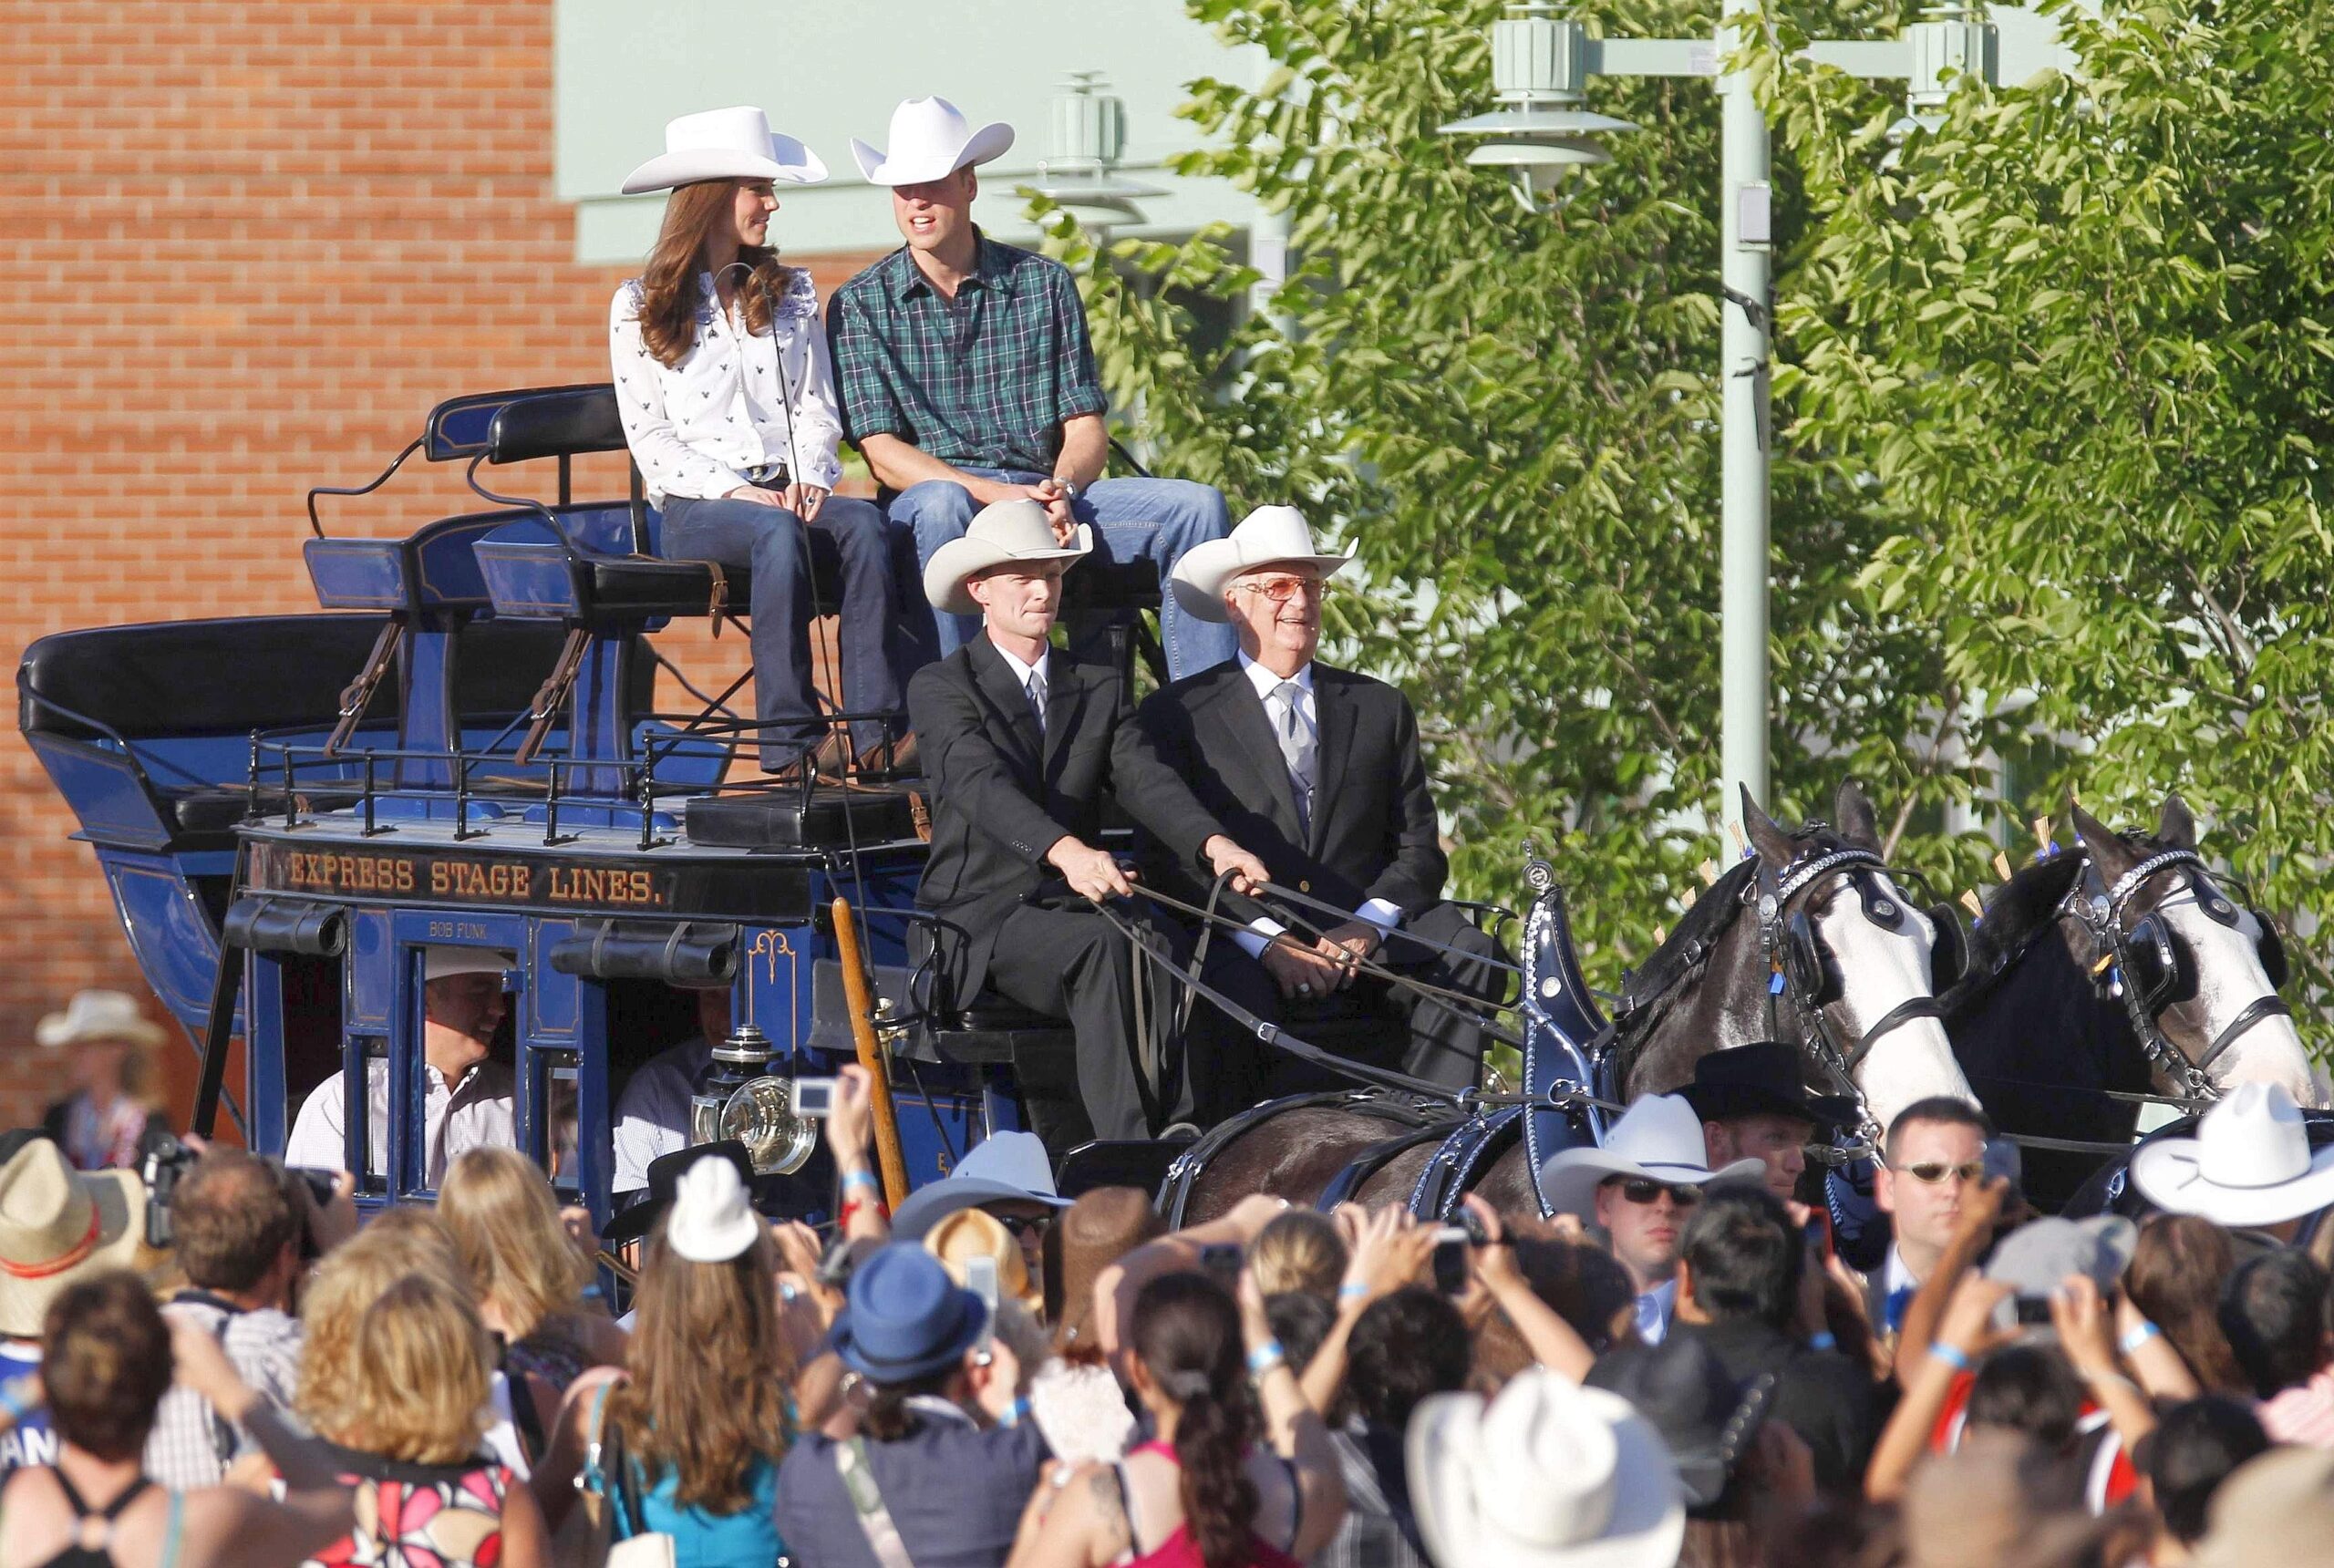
[1942,851,2086,1011]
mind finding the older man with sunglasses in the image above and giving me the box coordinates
[1541,1095,1764,1344]
[1134,506,1514,1115]
[1865,1096,1994,1341]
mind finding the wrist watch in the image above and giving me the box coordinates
[1053,476,1082,500]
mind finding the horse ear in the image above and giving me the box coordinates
[2070,799,2137,879]
[2157,793,2198,851]
[1740,785,1800,868]
[1834,780,1882,851]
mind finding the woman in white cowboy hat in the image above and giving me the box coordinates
[611,106,910,779]
[37,990,170,1173]
[2131,1081,2334,1239]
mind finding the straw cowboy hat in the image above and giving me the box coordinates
[1169,505,1354,623]
[924,1206,1040,1308]
[622,106,829,195]
[36,990,166,1053]
[0,1139,148,1337]
[851,96,1015,187]
[2130,1081,2334,1228]
[423,947,512,984]
[921,500,1092,617]
[1409,1367,1686,1568]
[1537,1095,1766,1219]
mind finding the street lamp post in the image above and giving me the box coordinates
[1440,3,2009,839]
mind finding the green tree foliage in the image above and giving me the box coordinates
[1037,0,2330,1035]
[1764,0,2334,1015]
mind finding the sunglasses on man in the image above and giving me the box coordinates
[1892,1160,1987,1186]
[1606,1177,1702,1207]
[1234,575,1328,604]
[990,1212,1051,1238]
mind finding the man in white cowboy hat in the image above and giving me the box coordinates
[826,96,1236,679]
[0,1137,154,1476]
[36,989,170,1173]
[1132,504,1513,1109]
[1540,1094,1765,1345]
[907,499,1269,1144]
[2132,1080,2334,1240]
[284,947,517,1184]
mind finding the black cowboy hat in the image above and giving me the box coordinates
[1678,1042,1855,1131]
[1594,1335,1778,1513]
[602,1140,758,1245]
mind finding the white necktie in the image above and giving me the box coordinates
[1027,667,1048,738]
[1274,678,1315,833]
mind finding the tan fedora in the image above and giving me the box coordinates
[0,1140,147,1338]
[922,499,1091,616]
[924,1206,1039,1308]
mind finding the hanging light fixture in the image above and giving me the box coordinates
[1025,71,1166,233]
[1437,2,1638,207]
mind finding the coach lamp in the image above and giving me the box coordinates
[689,1023,819,1174]
[1435,4,1638,210]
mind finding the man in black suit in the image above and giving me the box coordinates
[1136,505,1511,1103]
[909,499,1269,1145]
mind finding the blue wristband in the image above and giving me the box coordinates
[0,1377,36,1422]
[1807,1331,1837,1352]
[1001,1397,1031,1429]
[578,1282,604,1304]
[842,1169,881,1192]
[2119,1320,2162,1356]
[1337,1283,1370,1302]
[1246,1340,1287,1377]
[1929,1343,1971,1373]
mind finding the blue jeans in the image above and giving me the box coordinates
[885,469,1238,677]
[658,494,901,768]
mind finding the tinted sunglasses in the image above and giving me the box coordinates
[1894,1161,1986,1186]
[1614,1179,1702,1207]
[992,1212,1051,1238]
[1235,576,1327,603]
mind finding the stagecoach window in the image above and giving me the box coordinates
[540,1055,583,1197]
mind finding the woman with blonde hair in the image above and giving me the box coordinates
[36,990,170,1172]
[611,107,907,779]
[543,1155,795,1565]
[1247,1210,1347,1301]
[439,1148,623,1396]
[297,1267,547,1568]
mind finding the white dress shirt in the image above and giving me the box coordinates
[284,1056,515,1185]
[1231,653,1404,961]
[613,1037,712,1196]
[608,269,846,505]
[1634,1277,1678,1346]
[991,641,1051,702]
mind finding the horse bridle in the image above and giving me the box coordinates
[1754,846,1953,1146]
[2068,847,2293,1101]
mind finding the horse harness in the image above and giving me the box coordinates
[2064,847,2292,1101]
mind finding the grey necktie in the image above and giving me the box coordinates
[1273,678,1316,833]
[1027,667,1048,739]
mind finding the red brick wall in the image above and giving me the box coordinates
[0,2,882,1133]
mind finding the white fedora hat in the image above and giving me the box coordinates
[0,1139,149,1338]
[1408,1367,1685,1568]
[423,947,513,984]
[923,500,1091,616]
[2130,1081,2334,1228]
[1169,505,1354,624]
[36,989,166,1052]
[665,1152,766,1264]
[622,106,829,195]
[852,96,1016,187]
[1537,1094,1766,1219]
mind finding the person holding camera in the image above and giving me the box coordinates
[145,1149,355,1490]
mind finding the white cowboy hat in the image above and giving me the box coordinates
[665,1152,765,1264]
[1408,1367,1685,1568]
[423,947,513,984]
[0,1139,149,1338]
[621,106,829,195]
[1537,1094,1766,1219]
[36,990,166,1052]
[1169,505,1355,624]
[851,96,1015,187]
[923,500,1092,616]
[2130,1081,2334,1228]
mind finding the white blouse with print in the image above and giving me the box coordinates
[607,267,846,504]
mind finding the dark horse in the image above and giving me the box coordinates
[1946,795,2323,1212]
[1170,782,1977,1222]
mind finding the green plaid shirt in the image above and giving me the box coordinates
[827,232,1108,475]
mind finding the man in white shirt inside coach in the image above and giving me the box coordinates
[285,947,516,1184]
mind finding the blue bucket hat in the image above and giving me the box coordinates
[832,1243,990,1385]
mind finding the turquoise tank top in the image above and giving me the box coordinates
[627,1454,784,1568]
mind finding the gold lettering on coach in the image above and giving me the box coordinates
[263,847,669,911]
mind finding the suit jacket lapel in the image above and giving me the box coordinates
[1207,668,1303,842]
[968,638,1043,773]
[1308,665,1353,854]
[1041,651,1087,778]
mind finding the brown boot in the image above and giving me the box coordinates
[866,730,920,780]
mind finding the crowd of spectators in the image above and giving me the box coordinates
[12,1001,2334,1568]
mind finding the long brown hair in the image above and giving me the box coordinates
[1131,1274,1260,1568]
[2127,1213,2248,1394]
[609,1225,792,1511]
[439,1147,591,1344]
[635,180,800,368]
